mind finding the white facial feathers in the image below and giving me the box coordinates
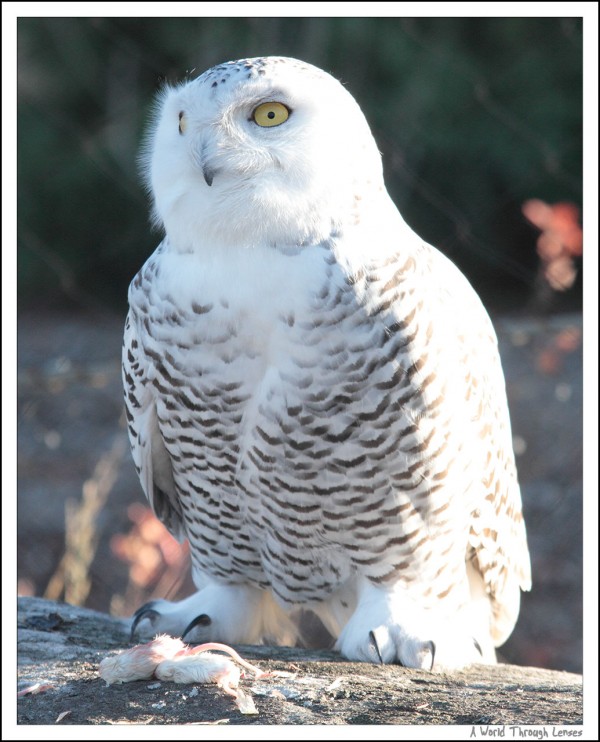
[141,57,385,252]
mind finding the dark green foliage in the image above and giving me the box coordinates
[17,17,582,311]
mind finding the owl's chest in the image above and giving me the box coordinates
[134,243,416,481]
[134,241,386,411]
[130,245,462,597]
[140,271,381,434]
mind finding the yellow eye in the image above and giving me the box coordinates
[253,102,290,128]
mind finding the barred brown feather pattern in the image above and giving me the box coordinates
[123,234,529,641]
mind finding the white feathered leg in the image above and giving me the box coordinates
[131,582,297,646]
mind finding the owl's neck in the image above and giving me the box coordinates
[158,173,398,258]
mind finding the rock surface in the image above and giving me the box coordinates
[17,597,583,727]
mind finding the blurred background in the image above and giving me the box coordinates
[17,17,583,673]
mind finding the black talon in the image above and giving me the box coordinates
[473,638,483,657]
[427,640,436,670]
[181,613,212,641]
[368,630,384,665]
[130,601,162,642]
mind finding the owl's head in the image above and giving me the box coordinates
[142,57,386,253]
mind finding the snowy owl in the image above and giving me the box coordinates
[123,56,531,669]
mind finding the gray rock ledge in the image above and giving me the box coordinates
[17,596,582,726]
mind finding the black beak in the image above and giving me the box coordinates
[203,165,215,187]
